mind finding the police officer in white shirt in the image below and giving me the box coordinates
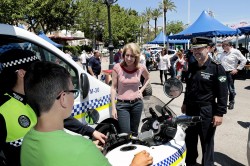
[220,41,247,110]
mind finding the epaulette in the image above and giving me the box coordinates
[211,58,221,65]
[0,93,11,106]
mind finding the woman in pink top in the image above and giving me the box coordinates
[111,43,150,135]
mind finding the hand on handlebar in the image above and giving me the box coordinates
[93,140,104,151]
[130,150,153,166]
[92,130,107,144]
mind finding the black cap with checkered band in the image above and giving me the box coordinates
[0,49,39,72]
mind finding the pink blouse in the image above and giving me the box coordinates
[113,63,147,100]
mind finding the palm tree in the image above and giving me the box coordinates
[151,8,162,38]
[142,7,152,42]
[159,0,176,35]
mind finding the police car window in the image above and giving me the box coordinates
[0,36,79,93]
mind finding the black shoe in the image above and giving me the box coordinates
[228,103,234,110]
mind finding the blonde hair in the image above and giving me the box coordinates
[121,43,140,69]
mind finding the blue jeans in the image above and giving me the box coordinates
[116,99,143,135]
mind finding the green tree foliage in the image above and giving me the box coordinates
[0,0,79,33]
[0,0,183,47]
[152,8,162,38]
[166,21,184,35]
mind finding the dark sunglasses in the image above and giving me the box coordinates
[56,89,80,100]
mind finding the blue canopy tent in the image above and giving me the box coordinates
[147,31,168,44]
[148,31,189,44]
[148,31,189,49]
[237,26,250,55]
[169,11,237,39]
[38,31,63,48]
[238,26,250,35]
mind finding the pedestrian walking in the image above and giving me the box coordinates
[110,43,150,135]
[79,50,87,70]
[158,48,170,85]
[181,37,228,166]
[220,41,247,110]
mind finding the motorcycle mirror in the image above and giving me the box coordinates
[163,78,183,98]
[84,109,100,125]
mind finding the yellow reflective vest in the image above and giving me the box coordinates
[0,93,37,146]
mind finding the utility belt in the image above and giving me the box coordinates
[117,98,141,104]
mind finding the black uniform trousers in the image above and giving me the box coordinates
[185,104,216,166]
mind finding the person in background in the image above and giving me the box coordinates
[144,48,151,71]
[111,43,150,135]
[64,50,72,59]
[238,43,249,57]
[140,52,146,67]
[208,43,216,59]
[181,37,228,166]
[175,51,185,80]
[21,61,153,166]
[0,49,106,166]
[220,41,247,110]
[114,48,123,63]
[88,50,102,79]
[158,48,170,85]
[169,53,178,78]
[79,50,87,70]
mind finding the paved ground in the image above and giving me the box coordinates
[99,57,250,166]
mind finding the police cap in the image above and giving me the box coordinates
[191,37,213,49]
[0,49,39,73]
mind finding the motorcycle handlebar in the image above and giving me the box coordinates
[172,115,201,124]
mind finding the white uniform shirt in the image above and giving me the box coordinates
[80,53,87,64]
[140,53,146,66]
[158,54,170,70]
[220,48,247,71]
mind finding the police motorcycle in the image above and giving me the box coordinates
[84,78,201,166]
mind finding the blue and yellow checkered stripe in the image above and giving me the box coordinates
[153,146,186,166]
[72,94,111,118]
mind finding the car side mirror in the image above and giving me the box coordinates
[80,73,90,99]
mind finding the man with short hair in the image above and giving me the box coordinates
[220,41,247,110]
[0,49,106,166]
[114,48,122,63]
[181,37,228,166]
[21,61,153,166]
[88,50,101,78]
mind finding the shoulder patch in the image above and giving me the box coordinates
[0,94,11,106]
[218,76,227,82]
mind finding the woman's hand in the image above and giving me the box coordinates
[138,89,143,98]
[112,109,118,120]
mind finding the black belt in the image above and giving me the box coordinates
[117,98,141,103]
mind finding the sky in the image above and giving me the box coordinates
[116,0,250,28]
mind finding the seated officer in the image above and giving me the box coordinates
[0,49,106,166]
[21,61,153,166]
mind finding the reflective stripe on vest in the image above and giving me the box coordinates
[0,94,37,145]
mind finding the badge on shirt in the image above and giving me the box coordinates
[201,72,212,80]
[18,115,31,128]
[218,76,227,82]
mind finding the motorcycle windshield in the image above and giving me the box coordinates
[142,96,177,118]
